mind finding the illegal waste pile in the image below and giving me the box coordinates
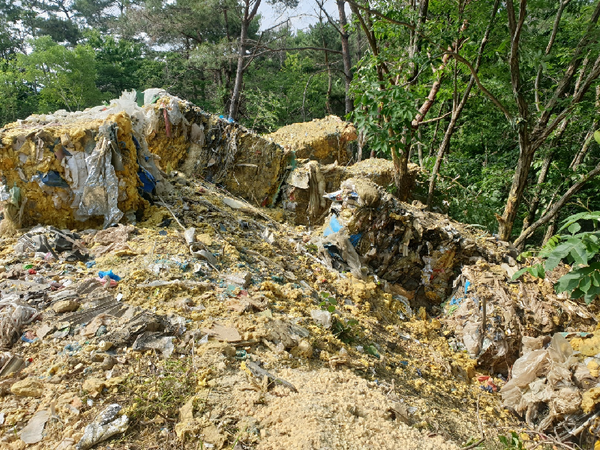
[2,94,600,449]
[441,259,600,445]
[265,115,357,165]
[0,168,521,450]
[0,105,152,230]
[315,177,514,306]
[144,96,294,207]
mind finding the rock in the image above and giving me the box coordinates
[82,378,105,397]
[11,378,44,397]
[100,356,116,371]
[98,341,113,351]
[53,300,80,314]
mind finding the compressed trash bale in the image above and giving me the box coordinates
[144,96,294,206]
[0,112,145,229]
[265,115,357,164]
[283,159,420,225]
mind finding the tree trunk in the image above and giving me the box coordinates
[427,112,459,206]
[229,20,247,120]
[521,150,553,233]
[542,217,557,246]
[229,0,261,120]
[337,0,353,114]
[417,127,423,168]
[570,86,600,170]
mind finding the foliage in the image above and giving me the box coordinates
[128,357,199,424]
[498,432,525,450]
[352,69,417,157]
[513,211,600,304]
[319,291,337,313]
[17,36,101,112]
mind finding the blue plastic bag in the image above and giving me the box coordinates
[98,270,121,281]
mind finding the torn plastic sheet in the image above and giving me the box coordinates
[316,229,366,279]
[501,333,586,431]
[40,171,70,188]
[63,152,88,208]
[323,215,341,237]
[138,167,156,193]
[0,299,40,348]
[76,127,123,228]
[449,280,471,306]
[76,404,129,450]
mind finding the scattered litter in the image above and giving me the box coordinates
[242,360,298,393]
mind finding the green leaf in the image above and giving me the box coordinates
[327,305,335,313]
[580,275,592,293]
[571,288,584,299]
[594,130,600,145]
[592,271,600,287]
[556,272,583,293]
[568,222,581,234]
[531,265,545,279]
[512,267,532,280]
[584,285,600,304]
[568,241,589,266]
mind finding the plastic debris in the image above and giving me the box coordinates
[19,409,51,444]
[311,310,332,329]
[0,299,39,348]
[132,332,175,358]
[98,270,122,281]
[76,404,129,450]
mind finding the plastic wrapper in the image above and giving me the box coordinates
[76,130,123,228]
[501,333,591,431]
[76,404,129,450]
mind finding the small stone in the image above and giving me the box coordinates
[100,356,116,371]
[82,378,105,396]
[52,300,80,314]
[98,341,113,351]
[11,378,44,397]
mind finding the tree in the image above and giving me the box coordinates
[228,0,298,120]
[350,0,476,199]
[452,1,600,241]
[18,36,101,112]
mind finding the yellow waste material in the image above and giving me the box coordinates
[145,98,293,206]
[0,112,143,229]
[265,115,357,165]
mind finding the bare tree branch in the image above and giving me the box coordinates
[514,162,600,247]
[445,51,512,120]
[345,0,415,30]
[419,110,453,125]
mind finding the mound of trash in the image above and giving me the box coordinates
[0,90,293,230]
[282,159,420,225]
